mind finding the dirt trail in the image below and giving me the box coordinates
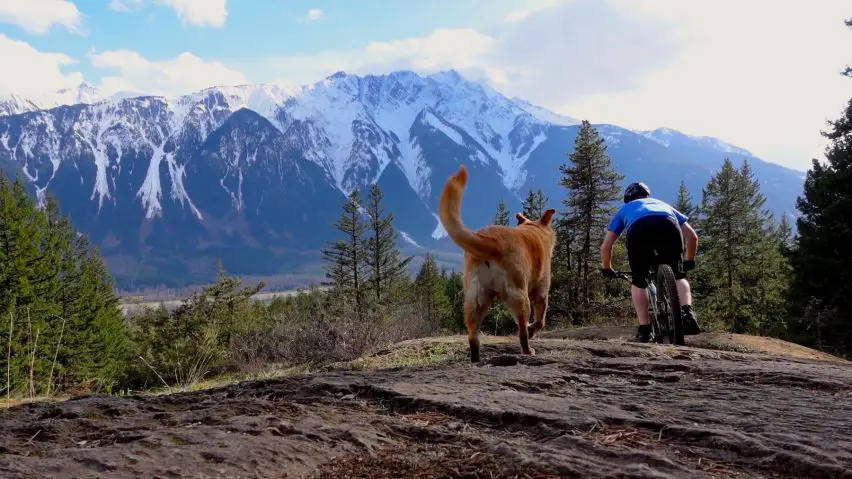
[1,336,851,478]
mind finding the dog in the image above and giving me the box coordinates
[438,165,557,362]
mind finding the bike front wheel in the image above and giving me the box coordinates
[656,264,684,346]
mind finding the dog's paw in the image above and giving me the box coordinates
[522,347,536,356]
[527,322,543,339]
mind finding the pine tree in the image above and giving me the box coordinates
[494,200,510,226]
[522,189,549,221]
[674,181,698,220]
[71,246,128,387]
[441,268,465,332]
[322,189,370,321]
[558,120,624,321]
[0,179,128,395]
[365,184,412,304]
[695,159,791,334]
[769,214,795,257]
[546,218,575,321]
[414,253,450,328]
[791,20,852,351]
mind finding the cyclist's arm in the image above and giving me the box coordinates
[681,222,698,260]
[600,231,617,269]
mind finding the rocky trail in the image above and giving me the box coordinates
[1,332,850,478]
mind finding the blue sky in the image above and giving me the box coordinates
[3,0,521,83]
[0,0,850,170]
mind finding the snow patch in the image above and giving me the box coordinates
[422,110,464,145]
[136,142,166,218]
[431,213,448,240]
[399,231,423,248]
[166,155,203,220]
[510,97,579,126]
[0,83,106,116]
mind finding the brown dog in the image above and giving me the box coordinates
[438,165,557,362]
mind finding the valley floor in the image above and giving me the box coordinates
[1,330,850,478]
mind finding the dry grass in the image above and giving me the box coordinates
[3,326,845,410]
[690,332,849,362]
[574,424,746,478]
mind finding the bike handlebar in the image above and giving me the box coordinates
[610,270,631,281]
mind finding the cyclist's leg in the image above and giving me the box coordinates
[626,219,653,341]
[656,215,688,296]
[677,279,692,305]
[656,216,701,334]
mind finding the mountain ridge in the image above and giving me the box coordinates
[0,69,805,288]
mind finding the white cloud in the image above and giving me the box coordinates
[109,0,227,27]
[362,28,494,73]
[298,8,324,23]
[559,0,852,170]
[157,0,227,27]
[238,28,498,88]
[109,0,144,12]
[504,0,564,23]
[245,0,670,102]
[0,0,82,34]
[0,34,83,95]
[89,50,247,97]
[246,0,849,170]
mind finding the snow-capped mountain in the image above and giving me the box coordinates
[0,70,805,288]
[638,127,755,158]
[0,83,105,116]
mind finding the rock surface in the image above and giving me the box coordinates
[1,337,850,478]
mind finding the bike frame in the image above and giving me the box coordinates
[646,278,660,329]
[615,261,670,344]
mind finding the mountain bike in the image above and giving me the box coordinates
[611,259,684,346]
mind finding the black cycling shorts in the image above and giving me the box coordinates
[625,214,685,288]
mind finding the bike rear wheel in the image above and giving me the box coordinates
[656,264,684,346]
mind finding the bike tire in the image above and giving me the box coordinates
[656,264,684,346]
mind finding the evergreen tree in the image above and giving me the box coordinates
[546,218,575,321]
[674,181,698,220]
[414,253,450,328]
[522,189,549,221]
[791,22,852,351]
[441,268,465,332]
[695,159,791,334]
[772,214,795,255]
[68,246,128,388]
[0,178,128,395]
[322,189,370,321]
[365,184,412,304]
[493,200,510,226]
[558,120,624,321]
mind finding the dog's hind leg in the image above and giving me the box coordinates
[464,294,492,363]
[507,292,534,356]
[527,292,548,339]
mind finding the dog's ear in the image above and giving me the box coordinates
[515,212,530,225]
[540,209,556,227]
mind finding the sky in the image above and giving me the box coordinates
[0,0,849,171]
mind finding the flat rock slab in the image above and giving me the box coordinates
[1,339,851,478]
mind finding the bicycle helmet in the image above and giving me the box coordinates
[623,182,651,203]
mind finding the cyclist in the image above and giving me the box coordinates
[600,182,701,343]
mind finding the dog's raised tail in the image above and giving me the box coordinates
[438,165,501,260]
